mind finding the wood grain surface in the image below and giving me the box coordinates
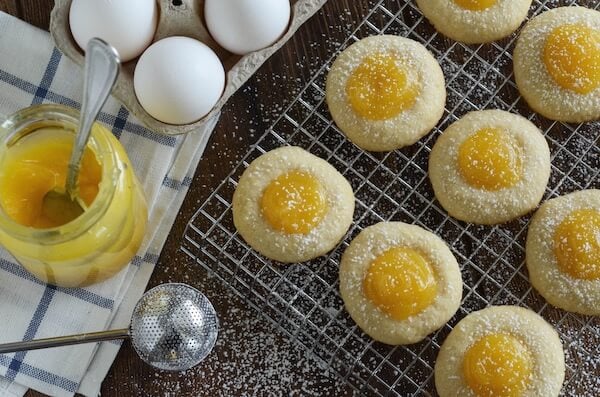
[0,0,17,16]
[0,0,367,396]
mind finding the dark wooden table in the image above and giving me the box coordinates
[2,1,600,397]
[0,0,369,395]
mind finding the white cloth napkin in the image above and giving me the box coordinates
[0,12,216,396]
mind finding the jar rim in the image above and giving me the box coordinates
[0,103,121,244]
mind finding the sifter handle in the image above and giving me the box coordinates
[0,328,130,354]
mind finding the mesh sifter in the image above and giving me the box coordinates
[130,283,219,371]
[0,283,219,372]
[182,0,600,395]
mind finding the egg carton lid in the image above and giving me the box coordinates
[50,0,327,135]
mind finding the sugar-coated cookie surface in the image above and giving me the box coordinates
[514,7,600,122]
[339,222,462,345]
[435,306,565,397]
[429,110,550,225]
[416,0,532,44]
[326,35,445,152]
[232,146,354,263]
[526,189,600,315]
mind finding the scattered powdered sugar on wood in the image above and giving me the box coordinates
[112,258,353,396]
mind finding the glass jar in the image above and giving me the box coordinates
[0,104,148,287]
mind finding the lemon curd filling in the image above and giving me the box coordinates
[553,209,600,280]
[453,0,497,11]
[457,128,522,191]
[346,53,420,120]
[463,333,533,397]
[260,170,328,235]
[0,129,101,228]
[543,24,600,94]
[363,247,437,321]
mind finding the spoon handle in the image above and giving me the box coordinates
[0,329,130,354]
[66,38,120,195]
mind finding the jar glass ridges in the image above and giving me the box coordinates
[0,104,148,287]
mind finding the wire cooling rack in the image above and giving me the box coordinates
[182,1,600,395]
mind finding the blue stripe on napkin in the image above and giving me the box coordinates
[1,48,70,389]
[0,355,78,392]
[0,49,81,393]
[0,70,40,97]
[6,285,57,381]
[111,106,128,139]
[0,259,114,309]
[162,175,193,190]
[31,48,61,105]
[0,61,176,147]
[131,252,160,268]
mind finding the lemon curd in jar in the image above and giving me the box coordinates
[0,105,148,287]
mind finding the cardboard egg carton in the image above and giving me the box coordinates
[50,0,327,135]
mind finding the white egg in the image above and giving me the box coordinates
[205,0,291,55]
[69,0,157,62]
[133,36,225,125]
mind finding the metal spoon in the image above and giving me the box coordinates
[41,38,120,225]
[0,283,219,371]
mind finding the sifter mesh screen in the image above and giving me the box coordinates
[130,284,218,372]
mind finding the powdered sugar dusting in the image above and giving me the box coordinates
[104,278,350,396]
[416,0,532,44]
[526,190,600,315]
[514,6,600,122]
[181,0,600,395]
